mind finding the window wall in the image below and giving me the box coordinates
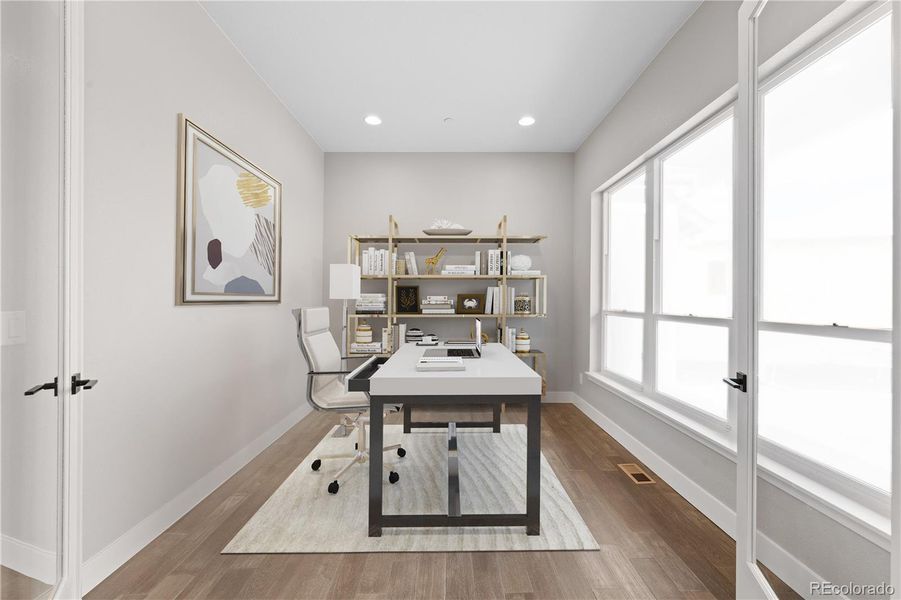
[602,113,734,427]
[599,7,892,503]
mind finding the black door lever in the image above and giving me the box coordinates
[722,372,748,393]
[71,373,98,395]
[25,377,58,396]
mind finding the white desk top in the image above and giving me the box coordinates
[368,343,541,396]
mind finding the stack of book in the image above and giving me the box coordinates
[421,295,454,314]
[441,264,477,276]
[484,287,501,314]
[403,251,420,275]
[350,341,382,354]
[486,249,511,275]
[356,293,386,314]
[483,286,516,314]
[361,248,395,276]
[502,326,518,352]
[511,269,541,277]
[406,328,424,344]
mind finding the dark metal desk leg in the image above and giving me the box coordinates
[526,394,541,536]
[403,404,412,433]
[492,404,501,433]
[369,396,384,537]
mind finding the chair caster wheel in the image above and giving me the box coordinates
[388,471,399,484]
[311,459,321,472]
[327,480,339,494]
[397,447,406,458]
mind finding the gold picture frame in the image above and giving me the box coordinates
[176,115,282,304]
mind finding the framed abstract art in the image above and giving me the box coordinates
[177,115,281,304]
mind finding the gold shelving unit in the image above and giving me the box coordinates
[345,215,548,356]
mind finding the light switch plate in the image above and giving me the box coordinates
[1,311,26,346]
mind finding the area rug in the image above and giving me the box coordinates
[223,424,599,553]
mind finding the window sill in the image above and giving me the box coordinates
[584,371,891,550]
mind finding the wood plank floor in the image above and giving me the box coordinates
[1,565,53,600]
[86,404,800,600]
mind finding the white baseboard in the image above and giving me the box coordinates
[81,404,310,595]
[543,391,579,403]
[569,393,832,600]
[1,534,56,585]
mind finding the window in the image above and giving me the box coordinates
[601,116,734,421]
[606,172,646,313]
[602,171,647,383]
[758,14,893,491]
[596,6,893,506]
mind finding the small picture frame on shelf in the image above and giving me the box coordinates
[395,285,420,313]
[456,293,486,314]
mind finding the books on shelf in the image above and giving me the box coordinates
[486,249,511,275]
[421,308,455,314]
[361,248,395,276]
[350,342,382,353]
[404,251,419,275]
[356,292,386,313]
[484,286,502,314]
[510,270,542,276]
[441,264,477,276]
[503,327,517,352]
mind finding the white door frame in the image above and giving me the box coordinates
[892,2,900,597]
[55,0,84,598]
[734,2,778,598]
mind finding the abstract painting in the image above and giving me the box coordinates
[177,115,281,303]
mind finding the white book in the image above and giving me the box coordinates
[416,357,465,371]
[484,287,494,314]
[369,247,376,274]
[362,250,370,275]
[410,252,419,275]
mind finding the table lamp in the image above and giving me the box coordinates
[329,263,361,356]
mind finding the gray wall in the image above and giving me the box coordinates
[572,0,889,593]
[82,0,324,562]
[323,152,574,391]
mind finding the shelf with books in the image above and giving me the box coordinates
[346,215,548,356]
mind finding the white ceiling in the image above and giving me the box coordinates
[202,1,700,152]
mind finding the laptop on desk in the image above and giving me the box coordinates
[423,318,482,359]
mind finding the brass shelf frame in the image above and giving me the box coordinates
[346,215,548,355]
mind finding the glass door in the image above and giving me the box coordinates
[735,2,896,597]
[1,2,65,598]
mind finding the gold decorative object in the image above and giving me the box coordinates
[424,247,447,275]
[514,294,532,314]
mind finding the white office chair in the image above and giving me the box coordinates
[293,307,406,495]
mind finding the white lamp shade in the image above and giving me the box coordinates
[329,263,361,300]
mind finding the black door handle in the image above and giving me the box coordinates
[71,373,98,394]
[722,372,748,393]
[25,377,58,397]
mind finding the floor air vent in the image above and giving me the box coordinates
[618,463,655,485]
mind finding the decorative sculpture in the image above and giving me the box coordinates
[424,247,447,275]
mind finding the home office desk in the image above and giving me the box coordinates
[348,343,542,537]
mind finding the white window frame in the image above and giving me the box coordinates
[597,0,893,520]
[601,108,737,434]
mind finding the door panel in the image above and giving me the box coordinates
[1,1,64,597]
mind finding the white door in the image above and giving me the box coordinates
[732,3,775,597]
[1,2,66,598]
[735,2,898,598]
[2,2,85,598]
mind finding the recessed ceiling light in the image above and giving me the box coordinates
[518,115,536,127]
[364,115,382,126]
